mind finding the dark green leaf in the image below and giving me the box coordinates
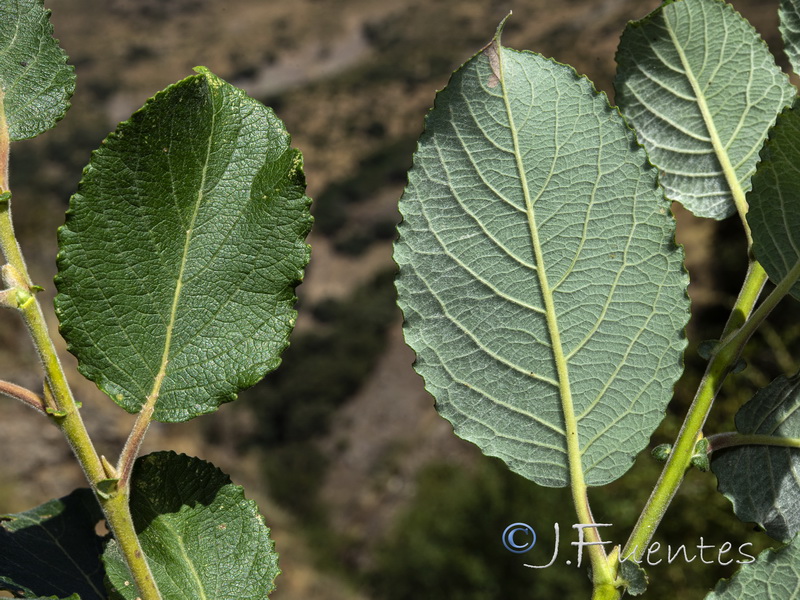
[394,32,689,487]
[0,0,74,140]
[55,67,312,422]
[103,452,279,600]
[618,559,648,596]
[705,536,800,599]
[712,374,800,542]
[747,100,800,300]
[615,0,794,219]
[0,488,105,600]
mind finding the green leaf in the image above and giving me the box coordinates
[55,67,312,423]
[705,536,800,599]
[394,32,689,487]
[781,0,800,74]
[0,0,75,140]
[712,373,800,542]
[103,452,279,600]
[0,488,105,600]
[615,0,794,219]
[747,101,800,300]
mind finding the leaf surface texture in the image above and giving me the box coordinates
[0,0,74,140]
[0,489,105,600]
[103,452,279,600]
[712,373,800,542]
[55,68,312,422]
[705,536,800,599]
[748,101,800,299]
[394,37,689,487]
[615,0,794,219]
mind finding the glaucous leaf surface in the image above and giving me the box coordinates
[705,536,800,599]
[394,33,689,487]
[748,101,800,300]
[615,0,794,219]
[0,488,105,600]
[0,0,74,140]
[103,452,279,600]
[55,67,312,422]
[712,373,800,542]
[781,0,800,74]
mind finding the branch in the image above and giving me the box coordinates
[0,379,46,414]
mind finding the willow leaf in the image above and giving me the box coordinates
[705,536,800,600]
[712,373,800,542]
[781,0,800,74]
[394,30,689,487]
[0,0,74,140]
[0,489,104,600]
[615,0,794,219]
[103,452,279,600]
[748,100,800,300]
[55,67,312,423]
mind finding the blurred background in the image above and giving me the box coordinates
[1,0,798,598]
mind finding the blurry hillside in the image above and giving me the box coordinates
[0,1,796,599]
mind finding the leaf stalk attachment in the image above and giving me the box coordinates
[624,255,800,561]
[0,98,163,600]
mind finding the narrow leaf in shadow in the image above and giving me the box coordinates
[712,373,800,542]
[781,0,800,74]
[0,488,105,600]
[747,100,800,300]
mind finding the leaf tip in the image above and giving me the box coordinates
[192,65,222,88]
[494,11,512,41]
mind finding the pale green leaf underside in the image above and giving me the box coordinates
[705,536,800,599]
[55,68,311,423]
[103,452,279,600]
[712,374,800,542]
[395,41,689,487]
[781,0,800,74]
[0,0,74,140]
[748,101,800,300]
[615,0,794,219]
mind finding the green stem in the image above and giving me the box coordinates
[706,432,800,453]
[719,258,800,352]
[0,95,163,600]
[592,583,622,600]
[622,260,768,561]
[103,492,163,600]
[0,204,107,485]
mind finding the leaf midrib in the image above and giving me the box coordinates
[664,7,750,222]
[494,44,584,484]
[144,87,216,410]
